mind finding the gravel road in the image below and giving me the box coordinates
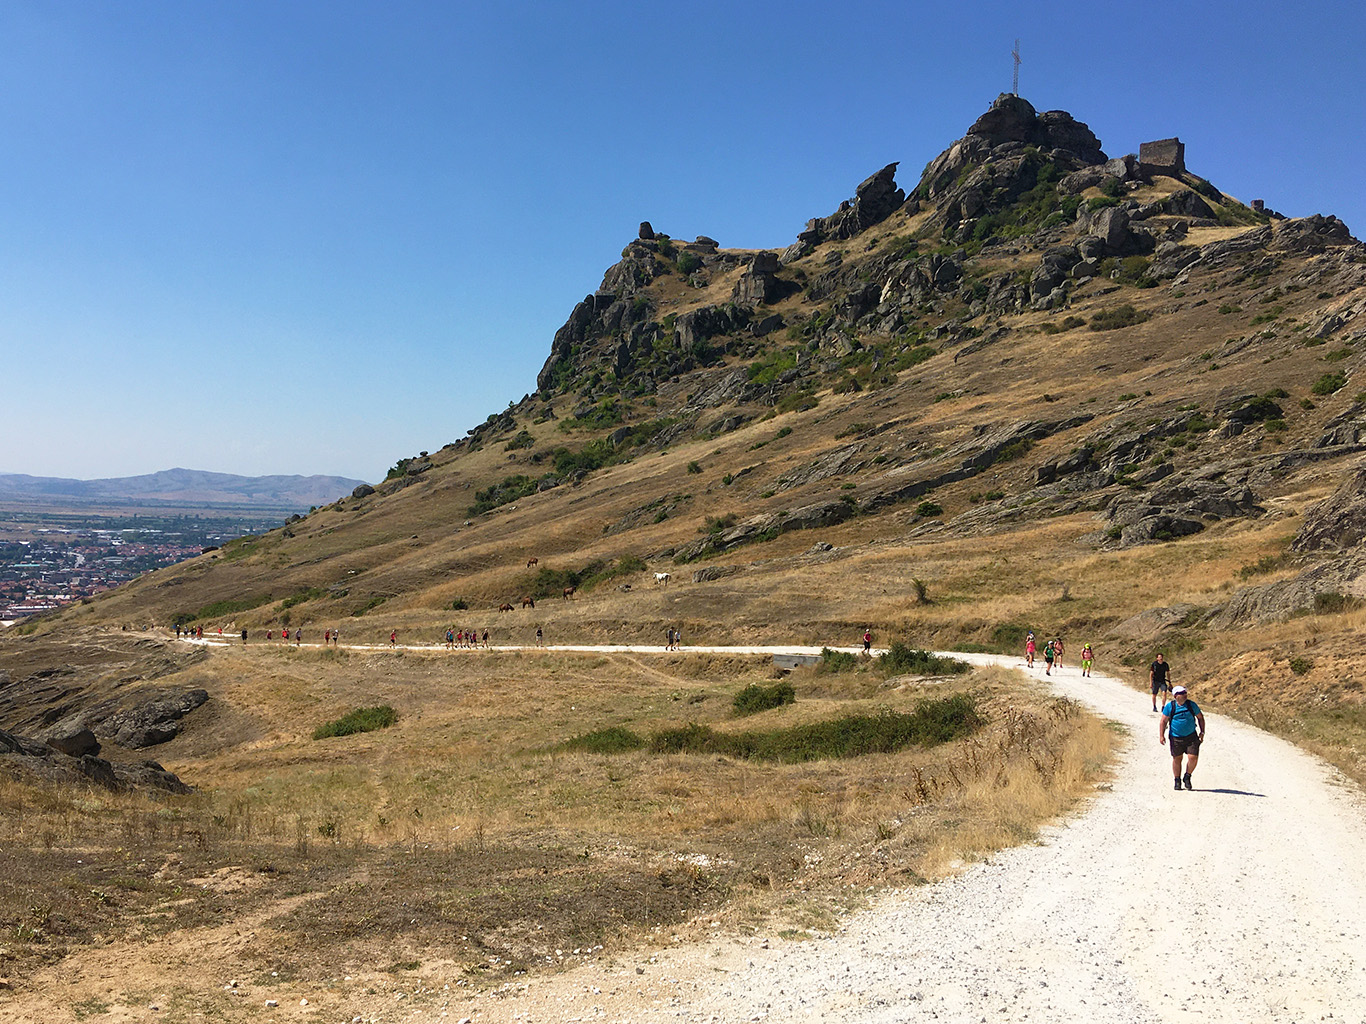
[505,654,1366,1023]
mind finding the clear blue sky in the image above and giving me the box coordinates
[2,0,1361,483]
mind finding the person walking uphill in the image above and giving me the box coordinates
[1159,685,1206,790]
[1150,653,1172,711]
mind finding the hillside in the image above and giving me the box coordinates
[28,95,1363,675]
[0,467,367,510]
[4,92,1366,1017]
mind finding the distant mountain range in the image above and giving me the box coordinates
[0,467,368,510]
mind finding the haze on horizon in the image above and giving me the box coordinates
[2,0,1361,484]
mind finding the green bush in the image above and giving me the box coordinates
[504,430,535,451]
[733,681,797,716]
[878,642,970,676]
[915,500,943,517]
[1314,592,1359,614]
[648,695,983,762]
[450,597,469,610]
[677,251,702,274]
[1288,657,1312,676]
[817,647,859,673]
[468,474,540,515]
[313,705,397,740]
[1089,304,1152,331]
[563,726,646,754]
[1312,372,1348,396]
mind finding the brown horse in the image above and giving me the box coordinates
[526,557,538,568]
[521,596,535,608]
[498,603,514,613]
[562,586,575,600]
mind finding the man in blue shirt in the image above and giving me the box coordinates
[1159,685,1206,790]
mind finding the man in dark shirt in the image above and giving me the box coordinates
[1149,653,1172,712]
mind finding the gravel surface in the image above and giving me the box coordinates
[506,655,1366,1023]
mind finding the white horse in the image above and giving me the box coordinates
[654,572,671,585]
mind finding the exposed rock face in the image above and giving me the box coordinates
[732,252,783,306]
[800,163,907,244]
[1,727,192,793]
[1209,551,1366,628]
[1107,478,1264,546]
[1291,464,1366,552]
[1138,137,1185,176]
[101,689,209,748]
[40,723,100,758]
[351,483,375,498]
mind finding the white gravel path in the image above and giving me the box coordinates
[504,655,1366,1023]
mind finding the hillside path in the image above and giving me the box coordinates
[498,653,1366,1023]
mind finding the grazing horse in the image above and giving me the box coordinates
[563,585,575,600]
[654,572,671,585]
[526,557,538,568]
[521,596,535,608]
[498,603,514,613]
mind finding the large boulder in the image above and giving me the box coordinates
[101,689,209,748]
[801,163,907,243]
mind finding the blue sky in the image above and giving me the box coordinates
[2,0,1362,483]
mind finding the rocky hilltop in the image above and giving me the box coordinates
[8,93,1366,747]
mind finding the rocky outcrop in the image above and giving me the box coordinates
[1291,464,1366,552]
[1,727,192,794]
[101,689,208,748]
[1208,550,1366,628]
[672,498,857,561]
[799,163,907,244]
[1106,478,1264,546]
[731,252,786,306]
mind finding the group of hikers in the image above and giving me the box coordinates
[1026,632,1206,792]
[1023,632,1094,677]
[444,627,490,649]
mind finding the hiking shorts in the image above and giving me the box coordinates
[1169,733,1201,757]
[1152,679,1171,695]
[1082,659,1093,670]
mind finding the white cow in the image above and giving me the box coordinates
[654,572,671,585]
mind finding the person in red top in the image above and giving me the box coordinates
[389,630,397,647]
[862,629,872,654]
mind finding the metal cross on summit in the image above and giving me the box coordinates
[1012,39,1021,96]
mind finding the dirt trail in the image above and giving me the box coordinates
[12,646,1366,1022]
[502,654,1366,1023]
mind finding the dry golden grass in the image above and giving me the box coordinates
[0,643,1116,1013]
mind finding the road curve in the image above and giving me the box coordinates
[510,653,1366,1023]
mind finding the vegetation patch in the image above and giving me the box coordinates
[878,642,970,676]
[313,705,398,740]
[1089,304,1152,332]
[732,681,796,716]
[816,647,860,673]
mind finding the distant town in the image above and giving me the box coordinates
[0,509,285,621]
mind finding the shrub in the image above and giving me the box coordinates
[450,597,469,610]
[816,647,859,673]
[1288,657,1312,676]
[313,705,397,740]
[990,622,1030,652]
[562,726,646,754]
[732,681,797,716]
[1312,372,1348,396]
[1089,304,1152,331]
[504,430,535,451]
[686,461,702,474]
[1314,592,1359,614]
[676,251,702,274]
[915,500,943,517]
[648,695,984,762]
[878,642,969,676]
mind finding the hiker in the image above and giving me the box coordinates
[863,628,872,654]
[482,628,489,648]
[175,624,182,639]
[446,629,455,649]
[1150,653,1172,711]
[535,626,543,647]
[331,628,339,647]
[1159,685,1205,790]
[241,628,248,645]
[390,630,397,648]
[1043,638,1056,675]
[1025,631,1036,668]
[295,628,302,646]
[324,629,331,645]
[1080,642,1094,677]
[1053,638,1065,670]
